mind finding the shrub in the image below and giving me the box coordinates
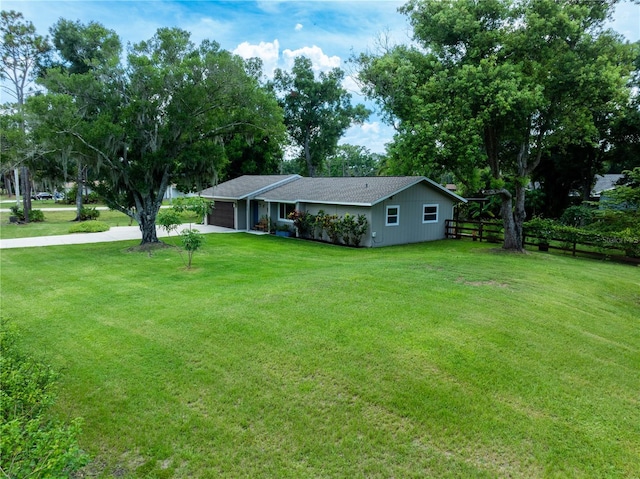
[289,210,369,246]
[64,185,100,204]
[321,213,341,244]
[181,228,204,268]
[560,205,595,227]
[288,210,315,238]
[341,213,368,247]
[29,209,45,222]
[275,223,292,233]
[69,221,110,233]
[0,323,88,477]
[9,206,45,222]
[524,217,640,258]
[79,207,100,221]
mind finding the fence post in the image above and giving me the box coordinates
[479,222,484,242]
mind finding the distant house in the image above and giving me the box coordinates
[592,174,624,199]
[199,175,466,247]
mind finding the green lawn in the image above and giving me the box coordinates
[1,236,638,478]
[0,209,134,239]
[0,208,200,239]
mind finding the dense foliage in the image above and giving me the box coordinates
[271,56,369,176]
[29,27,284,244]
[288,209,369,246]
[525,168,640,257]
[357,0,637,251]
[325,144,384,177]
[0,324,87,478]
[9,205,44,222]
[68,220,109,233]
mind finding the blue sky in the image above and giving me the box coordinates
[4,0,639,153]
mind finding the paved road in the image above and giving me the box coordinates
[0,224,239,249]
[0,205,168,212]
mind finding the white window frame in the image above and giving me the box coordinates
[279,202,295,222]
[422,204,439,223]
[386,205,400,226]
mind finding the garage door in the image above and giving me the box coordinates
[208,201,235,229]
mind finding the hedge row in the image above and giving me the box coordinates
[288,210,369,247]
[524,217,639,257]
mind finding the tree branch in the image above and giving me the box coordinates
[59,130,118,170]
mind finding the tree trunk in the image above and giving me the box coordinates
[21,166,31,224]
[74,162,84,221]
[500,138,535,253]
[138,216,160,244]
[135,198,162,245]
[498,188,525,252]
[304,134,315,177]
[4,172,13,197]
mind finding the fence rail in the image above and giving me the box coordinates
[445,219,639,264]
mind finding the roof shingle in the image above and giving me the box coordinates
[257,177,434,205]
[199,175,300,199]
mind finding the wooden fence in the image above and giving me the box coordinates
[445,219,639,264]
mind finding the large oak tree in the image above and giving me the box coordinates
[357,0,636,251]
[31,27,285,244]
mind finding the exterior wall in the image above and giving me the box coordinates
[163,186,194,201]
[236,200,247,230]
[369,183,455,247]
[301,203,373,247]
[253,182,457,247]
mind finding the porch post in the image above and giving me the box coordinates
[267,201,271,234]
[246,198,250,231]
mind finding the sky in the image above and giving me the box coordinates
[3,0,640,154]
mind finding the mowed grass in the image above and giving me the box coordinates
[1,236,638,478]
[0,209,134,239]
[0,208,200,239]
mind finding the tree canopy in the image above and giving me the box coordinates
[30,26,285,244]
[325,144,383,177]
[271,56,369,177]
[357,0,637,251]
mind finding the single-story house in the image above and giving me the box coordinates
[199,175,466,247]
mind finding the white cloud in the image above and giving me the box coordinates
[340,121,391,154]
[282,45,341,72]
[342,74,364,97]
[233,40,281,78]
[361,122,381,134]
[295,23,304,32]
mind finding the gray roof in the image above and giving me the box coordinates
[199,175,301,200]
[256,176,466,206]
[593,174,623,196]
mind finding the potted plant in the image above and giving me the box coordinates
[527,217,553,251]
[275,223,293,237]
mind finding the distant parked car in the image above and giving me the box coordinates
[32,192,54,200]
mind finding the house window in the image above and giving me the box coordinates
[386,205,400,226]
[279,203,295,221]
[423,204,438,223]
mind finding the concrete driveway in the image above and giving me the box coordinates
[0,224,238,249]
